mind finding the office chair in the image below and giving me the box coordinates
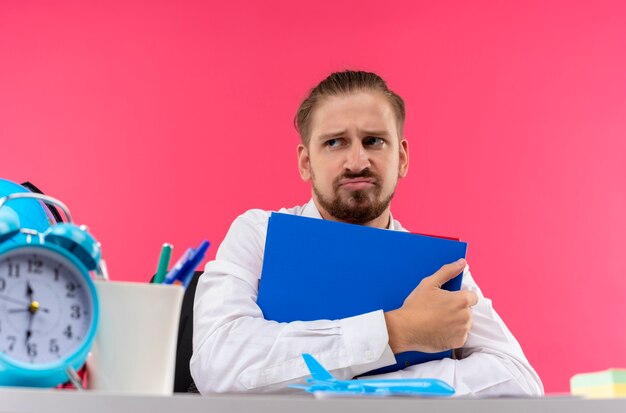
[172,270,202,392]
[149,270,202,393]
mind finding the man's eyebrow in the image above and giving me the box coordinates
[362,130,390,136]
[317,130,391,140]
[317,130,347,140]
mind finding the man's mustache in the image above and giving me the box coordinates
[333,169,380,190]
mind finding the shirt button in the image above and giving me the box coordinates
[365,350,373,360]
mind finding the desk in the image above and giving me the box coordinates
[1,388,626,413]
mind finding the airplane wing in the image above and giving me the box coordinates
[288,384,315,391]
[359,382,455,397]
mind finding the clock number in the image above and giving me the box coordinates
[27,342,38,358]
[70,304,81,319]
[49,339,59,354]
[8,262,20,278]
[54,267,60,281]
[0,277,5,291]
[27,258,43,274]
[7,335,16,352]
[66,282,76,298]
[63,325,73,339]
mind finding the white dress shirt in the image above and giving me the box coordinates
[191,200,544,396]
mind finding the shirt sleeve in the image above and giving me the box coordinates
[356,267,545,397]
[190,211,396,394]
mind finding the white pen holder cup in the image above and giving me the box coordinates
[86,281,184,395]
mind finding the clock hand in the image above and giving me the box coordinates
[26,280,34,299]
[26,310,34,343]
[8,307,50,314]
[0,295,50,312]
[0,294,31,307]
[24,281,49,312]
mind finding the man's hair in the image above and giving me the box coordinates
[294,70,405,146]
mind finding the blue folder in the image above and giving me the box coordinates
[257,212,467,375]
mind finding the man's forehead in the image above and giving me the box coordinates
[309,91,397,138]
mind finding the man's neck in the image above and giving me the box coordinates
[312,198,392,229]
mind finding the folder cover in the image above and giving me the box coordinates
[257,212,467,375]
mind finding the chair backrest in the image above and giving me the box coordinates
[173,270,202,392]
[149,270,202,392]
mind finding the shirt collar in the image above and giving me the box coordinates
[303,198,397,230]
[302,199,323,220]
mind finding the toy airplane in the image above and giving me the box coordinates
[289,354,455,397]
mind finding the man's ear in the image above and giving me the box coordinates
[398,138,409,178]
[297,144,312,181]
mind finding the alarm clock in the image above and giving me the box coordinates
[0,192,107,388]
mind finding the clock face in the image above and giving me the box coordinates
[0,246,94,365]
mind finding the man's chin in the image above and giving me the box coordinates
[329,197,387,224]
[338,188,376,204]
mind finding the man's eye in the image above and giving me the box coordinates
[364,137,384,146]
[325,138,343,148]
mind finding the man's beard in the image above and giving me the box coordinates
[312,169,395,224]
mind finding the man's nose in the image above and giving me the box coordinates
[343,142,370,172]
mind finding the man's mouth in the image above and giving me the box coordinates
[338,178,376,191]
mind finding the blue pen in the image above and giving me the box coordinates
[163,247,195,285]
[175,240,210,288]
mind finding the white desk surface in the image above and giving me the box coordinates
[1,388,626,413]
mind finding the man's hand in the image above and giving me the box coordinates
[384,258,478,353]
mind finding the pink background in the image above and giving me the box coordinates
[1,0,625,393]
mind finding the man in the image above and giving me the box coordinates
[191,70,543,396]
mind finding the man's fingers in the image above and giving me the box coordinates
[463,290,479,307]
[426,258,466,288]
